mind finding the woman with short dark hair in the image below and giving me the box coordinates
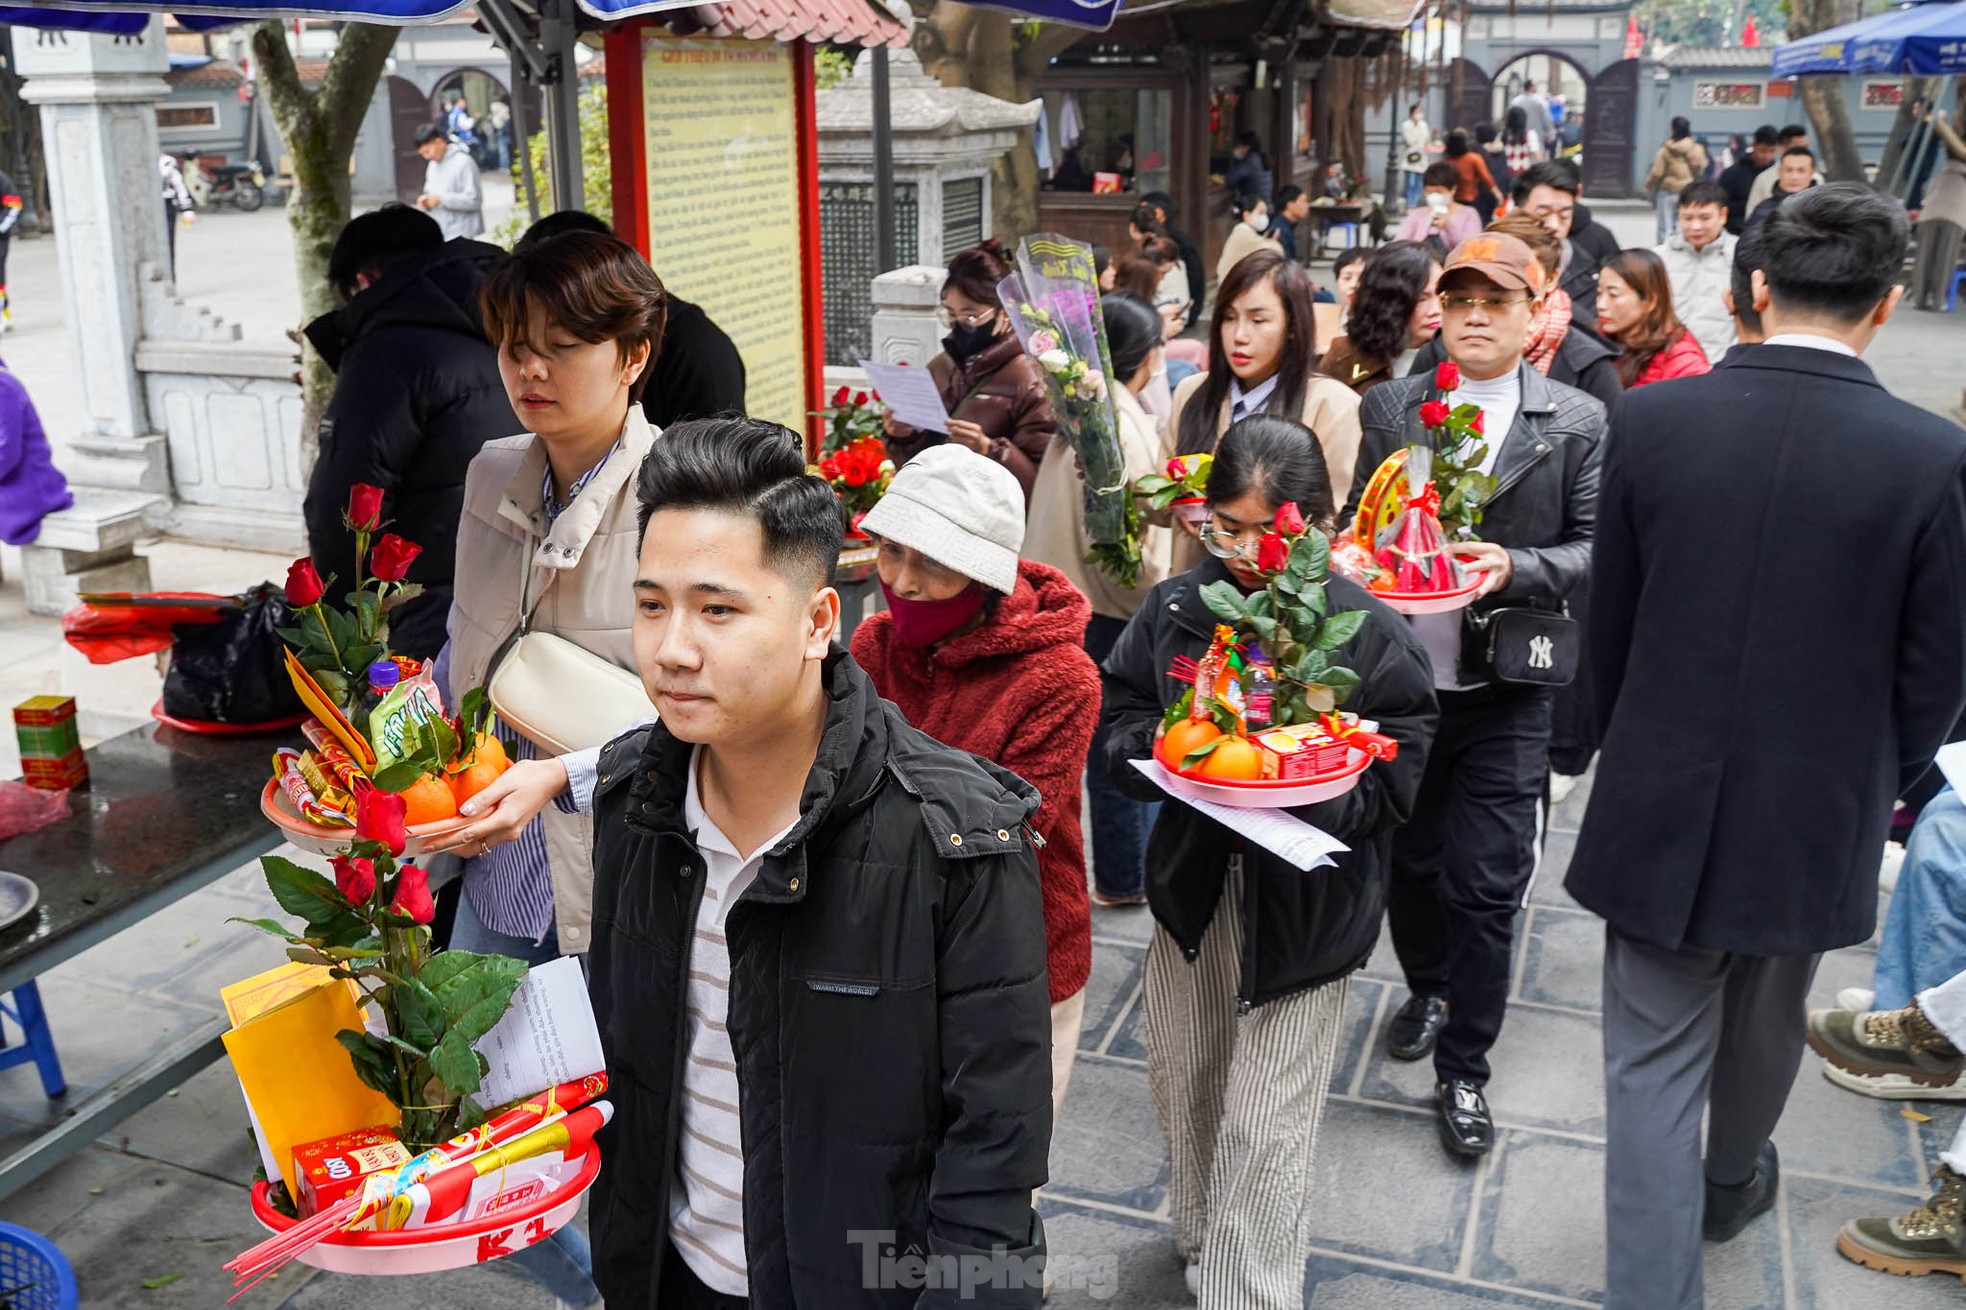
[1319,242,1443,396]
[1394,162,1482,254]
[1100,413,1436,1302]
[881,240,1059,500]
[1216,191,1282,284]
[1596,248,1711,387]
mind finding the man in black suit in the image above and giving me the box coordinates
[1348,232,1606,1160]
[1567,185,1966,1310]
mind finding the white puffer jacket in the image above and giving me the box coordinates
[1655,230,1739,367]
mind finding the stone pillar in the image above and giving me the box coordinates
[869,265,945,367]
[17,19,172,495]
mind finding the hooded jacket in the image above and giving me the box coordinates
[1654,229,1738,366]
[587,651,1052,1307]
[0,366,70,546]
[1100,559,1438,1006]
[1644,137,1710,196]
[852,560,1098,1004]
[888,335,1059,501]
[302,239,516,659]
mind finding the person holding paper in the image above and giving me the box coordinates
[584,418,1052,1307]
[882,240,1059,501]
[1099,415,1437,1307]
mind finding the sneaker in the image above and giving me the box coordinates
[1824,1060,1966,1100]
[1809,1002,1966,1087]
[1437,1080,1493,1157]
[1548,772,1583,805]
[1183,1260,1200,1298]
[1386,993,1448,1061]
[1838,1165,1966,1279]
[1705,1140,1780,1242]
[1880,842,1906,894]
[1090,889,1147,908]
[1836,987,1876,1012]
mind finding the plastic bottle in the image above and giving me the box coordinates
[352,660,400,736]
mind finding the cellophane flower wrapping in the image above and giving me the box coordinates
[1373,446,1466,593]
[996,236,1135,582]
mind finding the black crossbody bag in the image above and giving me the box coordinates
[1466,606,1580,687]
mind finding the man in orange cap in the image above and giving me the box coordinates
[1343,230,1609,1158]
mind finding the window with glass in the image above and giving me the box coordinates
[1039,86,1173,195]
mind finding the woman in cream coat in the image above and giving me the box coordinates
[1167,247,1362,574]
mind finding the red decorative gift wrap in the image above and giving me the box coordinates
[294,1127,413,1217]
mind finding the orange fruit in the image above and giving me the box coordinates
[400,772,460,826]
[1196,735,1264,781]
[457,731,509,773]
[450,760,504,808]
[1162,719,1222,772]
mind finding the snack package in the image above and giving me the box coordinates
[1373,446,1465,594]
[370,664,446,770]
[293,1126,412,1217]
[273,748,354,827]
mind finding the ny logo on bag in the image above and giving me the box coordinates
[1527,635,1555,670]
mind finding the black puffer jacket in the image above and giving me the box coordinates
[586,651,1052,1308]
[1101,559,1438,1007]
[302,239,516,659]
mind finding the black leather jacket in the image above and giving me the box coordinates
[1409,325,1622,413]
[1347,365,1606,683]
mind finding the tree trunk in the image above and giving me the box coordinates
[1786,0,1867,182]
[251,20,398,468]
[912,4,1085,239]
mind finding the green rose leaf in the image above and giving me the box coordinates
[1322,666,1363,700]
[335,1029,398,1097]
[1314,609,1368,651]
[229,916,301,941]
[394,977,447,1052]
[429,1027,487,1098]
[1247,613,1279,641]
[1200,581,1248,625]
[262,856,351,930]
[1181,736,1228,768]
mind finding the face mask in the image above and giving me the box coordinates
[880,579,987,648]
[1248,213,1269,233]
[945,319,998,361]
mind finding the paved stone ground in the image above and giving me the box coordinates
[2,198,1964,1306]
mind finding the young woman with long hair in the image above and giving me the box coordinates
[1319,241,1443,396]
[1595,248,1711,388]
[1167,248,1362,571]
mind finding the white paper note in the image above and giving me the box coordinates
[859,360,950,434]
[1936,741,1966,795]
[474,955,606,1108]
[1128,759,1350,871]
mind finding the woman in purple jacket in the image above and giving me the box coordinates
[0,365,69,545]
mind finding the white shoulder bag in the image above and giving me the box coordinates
[486,536,654,756]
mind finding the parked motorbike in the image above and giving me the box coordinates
[187,160,267,213]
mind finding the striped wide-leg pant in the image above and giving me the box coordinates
[1144,856,1349,1308]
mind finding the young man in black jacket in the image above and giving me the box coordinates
[1510,161,1618,330]
[1719,124,1780,235]
[1348,232,1605,1161]
[1568,184,1966,1310]
[302,205,515,659]
[586,417,1052,1308]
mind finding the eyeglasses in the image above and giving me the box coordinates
[935,305,997,329]
[1198,517,1259,560]
[1440,293,1530,315]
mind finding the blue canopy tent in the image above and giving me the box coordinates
[1771,0,1966,77]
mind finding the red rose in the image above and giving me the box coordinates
[870,390,881,402]
[1274,502,1306,535]
[843,460,871,488]
[285,558,325,609]
[368,533,423,582]
[346,484,384,533]
[1256,532,1290,573]
[833,385,850,406]
[332,854,376,906]
[390,862,435,925]
[356,787,407,856]
[1419,400,1453,428]
[1167,457,1188,479]
[853,391,869,406]
[1434,361,1461,392]
[820,456,842,482]
[1469,411,1485,435]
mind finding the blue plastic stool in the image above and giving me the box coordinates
[0,1223,80,1310]
[0,983,66,1099]
[1946,267,1966,313]
[1326,221,1360,250]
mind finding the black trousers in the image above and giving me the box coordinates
[660,1241,749,1309]
[1388,683,1553,1086]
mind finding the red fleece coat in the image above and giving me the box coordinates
[851,560,1097,1003]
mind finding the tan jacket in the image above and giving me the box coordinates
[1166,370,1363,574]
[1216,222,1282,285]
[1645,137,1709,196]
[446,409,656,953]
[1024,382,1173,620]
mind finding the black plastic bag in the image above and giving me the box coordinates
[162,582,308,724]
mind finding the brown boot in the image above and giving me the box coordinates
[1838,1165,1966,1280]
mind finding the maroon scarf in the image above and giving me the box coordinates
[1523,288,1574,376]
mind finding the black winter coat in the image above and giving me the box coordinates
[1718,158,1771,235]
[639,294,747,430]
[586,651,1052,1309]
[302,239,515,659]
[1101,558,1438,1007]
[1408,324,1622,413]
[1350,366,1606,685]
[1566,345,1966,955]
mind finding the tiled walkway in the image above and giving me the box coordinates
[1039,771,1966,1308]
